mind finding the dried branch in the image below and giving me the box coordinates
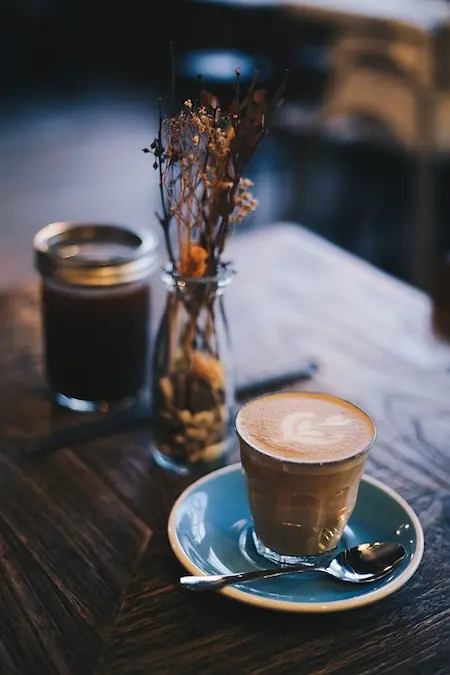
[144,67,288,277]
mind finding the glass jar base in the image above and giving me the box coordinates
[252,530,343,566]
[151,448,194,476]
[151,435,237,475]
[52,391,138,413]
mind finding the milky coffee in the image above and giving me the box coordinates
[236,392,376,560]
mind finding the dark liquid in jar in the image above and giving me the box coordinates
[42,281,150,403]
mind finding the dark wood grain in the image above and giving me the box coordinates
[0,224,449,675]
[96,511,450,675]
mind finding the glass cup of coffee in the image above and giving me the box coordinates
[235,391,376,564]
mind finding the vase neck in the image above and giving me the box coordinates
[161,264,234,297]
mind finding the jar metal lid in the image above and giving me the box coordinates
[34,222,159,287]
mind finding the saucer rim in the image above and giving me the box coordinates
[168,463,424,613]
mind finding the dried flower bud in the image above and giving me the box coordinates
[178,245,208,277]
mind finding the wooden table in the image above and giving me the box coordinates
[0,224,449,675]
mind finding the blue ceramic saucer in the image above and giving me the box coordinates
[168,464,424,612]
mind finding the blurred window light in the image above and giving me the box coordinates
[195,0,277,5]
[194,0,450,30]
[181,50,271,82]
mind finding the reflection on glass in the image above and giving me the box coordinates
[206,549,230,574]
[395,523,410,536]
[187,491,209,545]
[231,518,249,534]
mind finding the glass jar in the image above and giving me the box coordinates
[34,222,158,411]
[151,265,236,474]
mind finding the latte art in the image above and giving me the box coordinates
[281,412,352,446]
[237,391,375,462]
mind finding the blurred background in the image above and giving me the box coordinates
[2,0,450,289]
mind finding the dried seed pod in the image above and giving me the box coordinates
[186,376,217,412]
[186,427,209,441]
[193,411,215,428]
[210,428,228,444]
[191,352,225,390]
[201,442,223,461]
[188,450,203,463]
[159,377,173,402]
[179,409,193,425]
[218,405,229,422]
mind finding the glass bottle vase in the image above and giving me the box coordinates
[151,265,236,474]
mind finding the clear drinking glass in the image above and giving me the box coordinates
[236,392,376,564]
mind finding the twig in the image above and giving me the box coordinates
[146,66,287,273]
[157,97,176,267]
[169,42,176,115]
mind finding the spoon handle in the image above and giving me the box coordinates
[180,564,315,591]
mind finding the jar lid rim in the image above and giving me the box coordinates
[34,222,159,286]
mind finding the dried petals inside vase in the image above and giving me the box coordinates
[151,265,236,473]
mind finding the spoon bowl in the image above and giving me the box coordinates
[180,542,406,591]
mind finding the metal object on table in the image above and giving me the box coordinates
[180,542,406,591]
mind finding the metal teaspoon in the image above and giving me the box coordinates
[180,542,406,591]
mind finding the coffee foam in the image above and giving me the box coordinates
[236,392,375,462]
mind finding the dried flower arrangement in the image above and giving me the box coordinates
[144,69,288,277]
[145,67,288,471]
